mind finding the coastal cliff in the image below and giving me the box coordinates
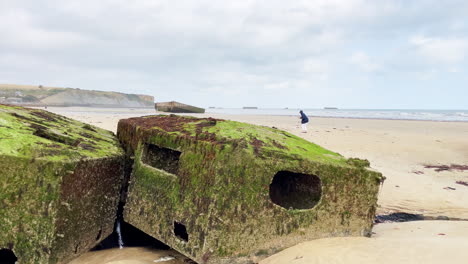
[0,84,154,108]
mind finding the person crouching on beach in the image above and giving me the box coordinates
[299,110,309,133]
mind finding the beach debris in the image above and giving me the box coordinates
[0,104,125,264]
[443,187,456,191]
[154,256,176,262]
[456,181,468,187]
[423,164,468,172]
[437,233,446,236]
[117,115,384,264]
[375,213,424,223]
[382,214,466,222]
[412,170,424,175]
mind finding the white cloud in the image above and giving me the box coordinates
[349,52,381,72]
[0,8,91,50]
[416,68,438,80]
[302,59,330,80]
[264,82,290,91]
[0,1,467,108]
[410,35,468,64]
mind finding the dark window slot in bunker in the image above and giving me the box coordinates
[142,143,181,175]
[269,171,322,210]
[174,221,189,242]
[0,248,17,264]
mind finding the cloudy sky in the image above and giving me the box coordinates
[1,0,467,109]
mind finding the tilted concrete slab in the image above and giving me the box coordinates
[117,115,384,264]
[0,104,124,263]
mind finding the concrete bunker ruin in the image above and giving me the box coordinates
[174,221,189,242]
[269,171,322,210]
[0,248,17,264]
[142,143,181,175]
[0,104,125,264]
[117,115,384,264]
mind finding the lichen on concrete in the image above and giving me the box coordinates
[118,115,384,264]
[0,104,125,263]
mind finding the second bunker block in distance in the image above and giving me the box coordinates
[117,115,384,264]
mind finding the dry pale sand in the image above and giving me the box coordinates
[260,221,468,264]
[41,107,468,264]
[205,114,468,219]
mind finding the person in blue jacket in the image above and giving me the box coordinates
[299,110,309,133]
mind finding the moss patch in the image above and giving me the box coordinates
[119,115,346,165]
[118,115,384,264]
[0,104,121,161]
[0,104,124,263]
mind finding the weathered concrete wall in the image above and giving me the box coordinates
[0,104,125,263]
[155,101,205,113]
[118,115,384,264]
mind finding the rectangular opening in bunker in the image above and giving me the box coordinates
[174,221,189,242]
[142,143,181,175]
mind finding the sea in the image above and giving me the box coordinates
[205,108,468,122]
[39,107,468,122]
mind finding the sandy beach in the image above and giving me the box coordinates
[42,107,468,264]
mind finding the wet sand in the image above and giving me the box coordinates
[41,107,468,264]
[68,248,187,264]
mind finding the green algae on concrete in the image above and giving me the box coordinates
[117,115,384,264]
[0,104,125,263]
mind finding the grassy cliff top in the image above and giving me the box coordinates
[0,104,122,161]
[122,115,352,166]
[0,84,154,106]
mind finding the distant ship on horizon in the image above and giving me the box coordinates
[324,107,338,110]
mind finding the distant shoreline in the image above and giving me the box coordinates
[16,104,155,109]
[35,106,468,123]
[308,115,468,123]
[204,108,468,122]
[227,113,468,123]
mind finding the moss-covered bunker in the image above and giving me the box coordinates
[117,115,384,264]
[0,104,125,263]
